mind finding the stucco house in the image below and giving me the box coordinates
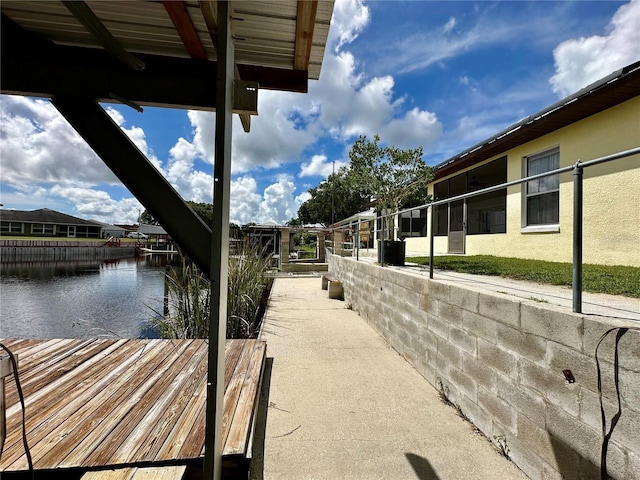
[404,61,640,267]
[0,208,103,238]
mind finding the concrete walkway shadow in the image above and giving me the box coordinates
[405,453,441,480]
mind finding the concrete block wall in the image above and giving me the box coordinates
[328,254,640,480]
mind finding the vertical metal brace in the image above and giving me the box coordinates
[356,219,360,261]
[204,1,232,479]
[572,161,583,313]
[429,205,435,279]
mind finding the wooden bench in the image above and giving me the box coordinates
[321,273,336,290]
[82,465,186,480]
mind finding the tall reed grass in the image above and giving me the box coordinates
[155,243,273,339]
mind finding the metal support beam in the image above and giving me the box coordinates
[50,96,212,277]
[1,14,308,102]
[429,205,434,279]
[62,1,145,71]
[572,161,584,313]
[203,1,232,478]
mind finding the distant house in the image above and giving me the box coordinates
[93,221,127,238]
[405,61,640,267]
[138,223,168,237]
[0,208,103,238]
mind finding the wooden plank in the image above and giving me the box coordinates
[155,374,207,459]
[130,465,187,480]
[80,341,202,466]
[24,341,178,470]
[82,465,187,480]
[220,340,255,450]
[113,341,209,463]
[224,341,266,456]
[4,339,115,407]
[0,340,138,465]
[82,467,138,480]
[175,387,207,459]
[55,340,195,469]
[0,340,161,470]
[0,338,266,474]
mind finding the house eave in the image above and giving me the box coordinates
[433,61,640,181]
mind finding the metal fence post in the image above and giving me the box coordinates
[573,161,583,313]
[429,205,434,279]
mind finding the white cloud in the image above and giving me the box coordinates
[185,100,316,174]
[0,96,118,187]
[384,108,442,150]
[329,0,371,51]
[260,175,298,224]
[380,19,518,75]
[306,51,442,147]
[230,176,264,225]
[550,0,640,97]
[299,155,347,178]
[48,185,142,223]
[230,175,306,225]
[444,17,457,34]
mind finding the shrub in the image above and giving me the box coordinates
[155,242,273,339]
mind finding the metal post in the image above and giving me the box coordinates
[356,219,360,261]
[380,211,386,266]
[572,161,583,313]
[204,2,232,479]
[429,205,434,279]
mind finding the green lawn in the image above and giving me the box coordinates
[405,255,640,298]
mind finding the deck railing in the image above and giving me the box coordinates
[331,147,640,313]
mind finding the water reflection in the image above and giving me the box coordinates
[0,254,176,339]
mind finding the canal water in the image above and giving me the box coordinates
[0,255,171,339]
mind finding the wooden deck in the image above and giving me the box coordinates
[0,338,266,477]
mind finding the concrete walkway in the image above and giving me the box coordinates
[254,277,527,480]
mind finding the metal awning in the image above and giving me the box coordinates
[1,1,333,115]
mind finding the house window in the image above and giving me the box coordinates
[433,181,449,236]
[525,148,559,226]
[399,209,427,237]
[32,223,55,235]
[0,222,23,234]
[433,156,507,236]
[467,190,506,234]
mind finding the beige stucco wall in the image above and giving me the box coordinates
[406,96,640,266]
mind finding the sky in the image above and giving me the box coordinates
[1,0,639,226]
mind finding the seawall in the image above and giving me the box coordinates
[0,240,136,262]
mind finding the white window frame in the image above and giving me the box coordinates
[1,222,23,234]
[32,223,55,235]
[521,147,560,232]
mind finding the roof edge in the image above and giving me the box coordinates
[433,60,640,177]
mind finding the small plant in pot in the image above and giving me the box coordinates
[348,135,433,265]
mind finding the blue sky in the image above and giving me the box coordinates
[1,0,639,226]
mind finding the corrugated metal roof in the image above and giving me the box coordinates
[0,0,333,81]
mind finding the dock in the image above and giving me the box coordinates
[0,338,266,479]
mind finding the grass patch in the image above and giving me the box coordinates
[154,242,273,339]
[406,255,640,298]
